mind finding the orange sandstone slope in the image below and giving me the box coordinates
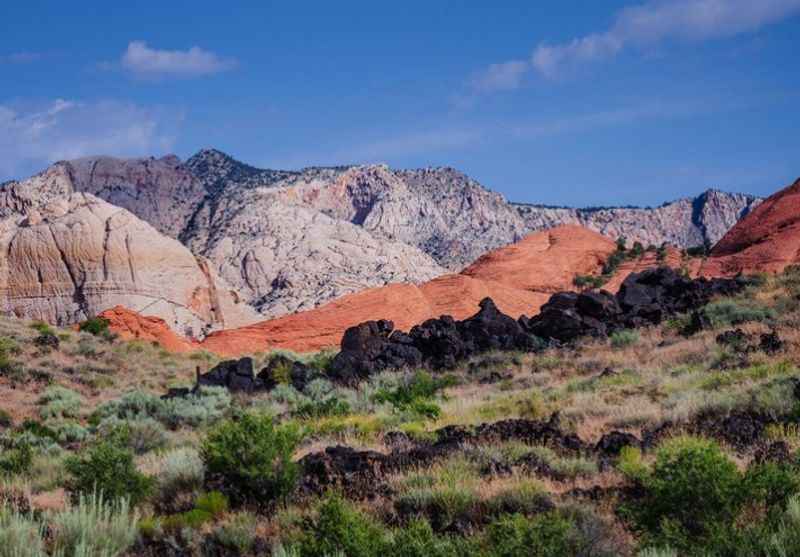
[700,178,800,277]
[99,306,195,353]
[197,225,617,355]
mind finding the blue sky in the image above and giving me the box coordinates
[1,0,799,206]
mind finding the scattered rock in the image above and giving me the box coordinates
[299,445,389,499]
[595,431,640,457]
[759,331,784,354]
[599,367,618,378]
[754,441,791,465]
[197,357,260,393]
[715,329,752,350]
[328,267,745,379]
[33,332,60,350]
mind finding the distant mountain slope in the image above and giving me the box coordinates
[49,148,760,318]
[0,164,257,335]
[514,189,760,251]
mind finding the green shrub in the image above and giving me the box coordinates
[387,518,463,557]
[214,511,258,554]
[51,491,139,557]
[625,436,742,549]
[743,461,800,512]
[38,386,83,420]
[702,300,774,328]
[195,490,229,517]
[0,441,33,476]
[94,387,231,429]
[202,413,303,506]
[374,371,455,418]
[298,493,389,557]
[162,508,213,532]
[484,512,578,557]
[155,447,205,502]
[293,396,351,419]
[0,508,46,557]
[0,409,12,428]
[29,321,52,335]
[78,316,111,337]
[573,275,606,289]
[486,480,551,517]
[52,421,89,444]
[98,416,167,454]
[306,350,336,373]
[158,386,231,428]
[64,441,153,506]
[610,330,639,349]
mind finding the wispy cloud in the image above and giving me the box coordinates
[0,99,182,180]
[471,0,800,89]
[0,52,43,64]
[510,99,705,138]
[470,60,529,93]
[120,41,237,79]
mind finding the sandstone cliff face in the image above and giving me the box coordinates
[58,149,760,320]
[63,155,207,239]
[700,178,800,276]
[0,165,258,336]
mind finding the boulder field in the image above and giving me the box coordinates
[187,266,745,393]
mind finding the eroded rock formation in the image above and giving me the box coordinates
[0,165,257,336]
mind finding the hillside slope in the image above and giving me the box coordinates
[700,177,800,276]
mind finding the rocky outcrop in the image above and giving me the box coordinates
[98,306,195,353]
[700,178,800,276]
[55,149,759,320]
[195,226,617,355]
[327,267,746,382]
[0,165,258,336]
[515,189,760,252]
[61,155,208,239]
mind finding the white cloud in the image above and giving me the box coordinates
[0,99,181,180]
[532,0,800,77]
[471,60,529,92]
[473,0,800,88]
[121,41,236,78]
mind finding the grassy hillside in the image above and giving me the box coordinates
[3,268,800,555]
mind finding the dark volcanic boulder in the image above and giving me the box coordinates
[526,291,615,342]
[409,315,466,369]
[197,357,260,392]
[299,445,388,498]
[595,431,640,456]
[458,297,529,352]
[759,332,783,354]
[618,267,745,328]
[257,355,314,392]
[329,320,423,384]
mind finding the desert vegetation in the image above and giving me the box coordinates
[2,268,800,555]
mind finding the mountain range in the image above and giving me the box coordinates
[0,148,763,338]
